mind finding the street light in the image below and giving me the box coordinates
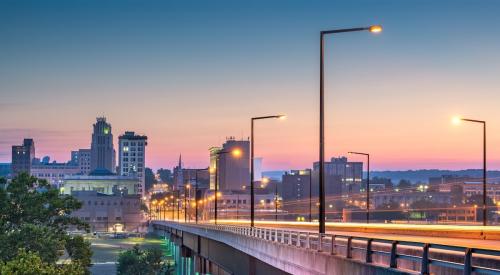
[348,151,370,223]
[214,149,242,224]
[318,25,381,234]
[193,168,209,224]
[251,114,286,227]
[184,184,190,222]
[452,116,487,226]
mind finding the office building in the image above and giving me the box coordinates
[71,190,144,233]
[282,170,311,202]
[11,139,35,176]
[118,131,147,196]
[90,117,115,173]
[31,162,80,188]
[63,169,140,195]
[210,137,250,191]
[77,149,91,175]
[313,156,363,195]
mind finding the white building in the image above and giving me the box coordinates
[118,131,147,196]
[31,163,80,188]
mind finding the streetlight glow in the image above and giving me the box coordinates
[231,148,242,157]
[369,25,383,33]
[452,116,462,125]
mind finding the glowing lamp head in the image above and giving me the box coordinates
[262,177,270,184]
[369,25,383,33]
[278,115,287,120]
[231,148,242,158]
[452,116,462,125]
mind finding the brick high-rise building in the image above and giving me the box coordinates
[11,139,35,176]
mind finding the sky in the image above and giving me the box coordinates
[1,0,500,171]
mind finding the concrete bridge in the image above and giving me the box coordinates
[151,221,500,275]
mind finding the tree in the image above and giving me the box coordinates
[144,168,157,192]
[116,245,166,275]
[410,199,442,220]
[157,169,173,184]
[65,235,93,268]
[0,173,91,273]
[0,249,85,275]
[397,179,412,190]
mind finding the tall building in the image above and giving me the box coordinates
[118,131,147,196]
[313,156,363,195]
[77,149,91,175]
[90,117,115,173]
[11,138,35,176]
[210,137,250,191]
[282,170,311,202]
[208,147,221,190]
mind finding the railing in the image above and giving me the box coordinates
[155,221,500,275]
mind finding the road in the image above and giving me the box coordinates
[165,219,500,251]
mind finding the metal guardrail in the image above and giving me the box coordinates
[155,222,500,275]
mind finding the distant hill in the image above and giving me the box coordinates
[262,169,500,184]
[370,169,500,184]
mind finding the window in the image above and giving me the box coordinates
[116,217,121,221]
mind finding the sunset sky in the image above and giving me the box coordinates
[1,0,500,171]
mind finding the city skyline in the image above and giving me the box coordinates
[2,0,500,171]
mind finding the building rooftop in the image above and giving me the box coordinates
[89,168,115,176]
[118,131,147,140]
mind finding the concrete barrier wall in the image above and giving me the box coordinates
[161,224,408,275]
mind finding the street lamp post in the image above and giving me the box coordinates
[176,191,180,222]
[348,152,370,223]
[184,184,190,222]
[274,182,279,221]
[453,116,487,226]
[308,169,312,222]
[251,115,285,227]
[193,168,209,224]
[318,25,382,233]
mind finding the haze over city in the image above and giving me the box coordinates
[2,0,500,171]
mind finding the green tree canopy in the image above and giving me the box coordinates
[145,168,158,192]
[116,244,166,275]
[0,173,92,273]
[0,249,85,275]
